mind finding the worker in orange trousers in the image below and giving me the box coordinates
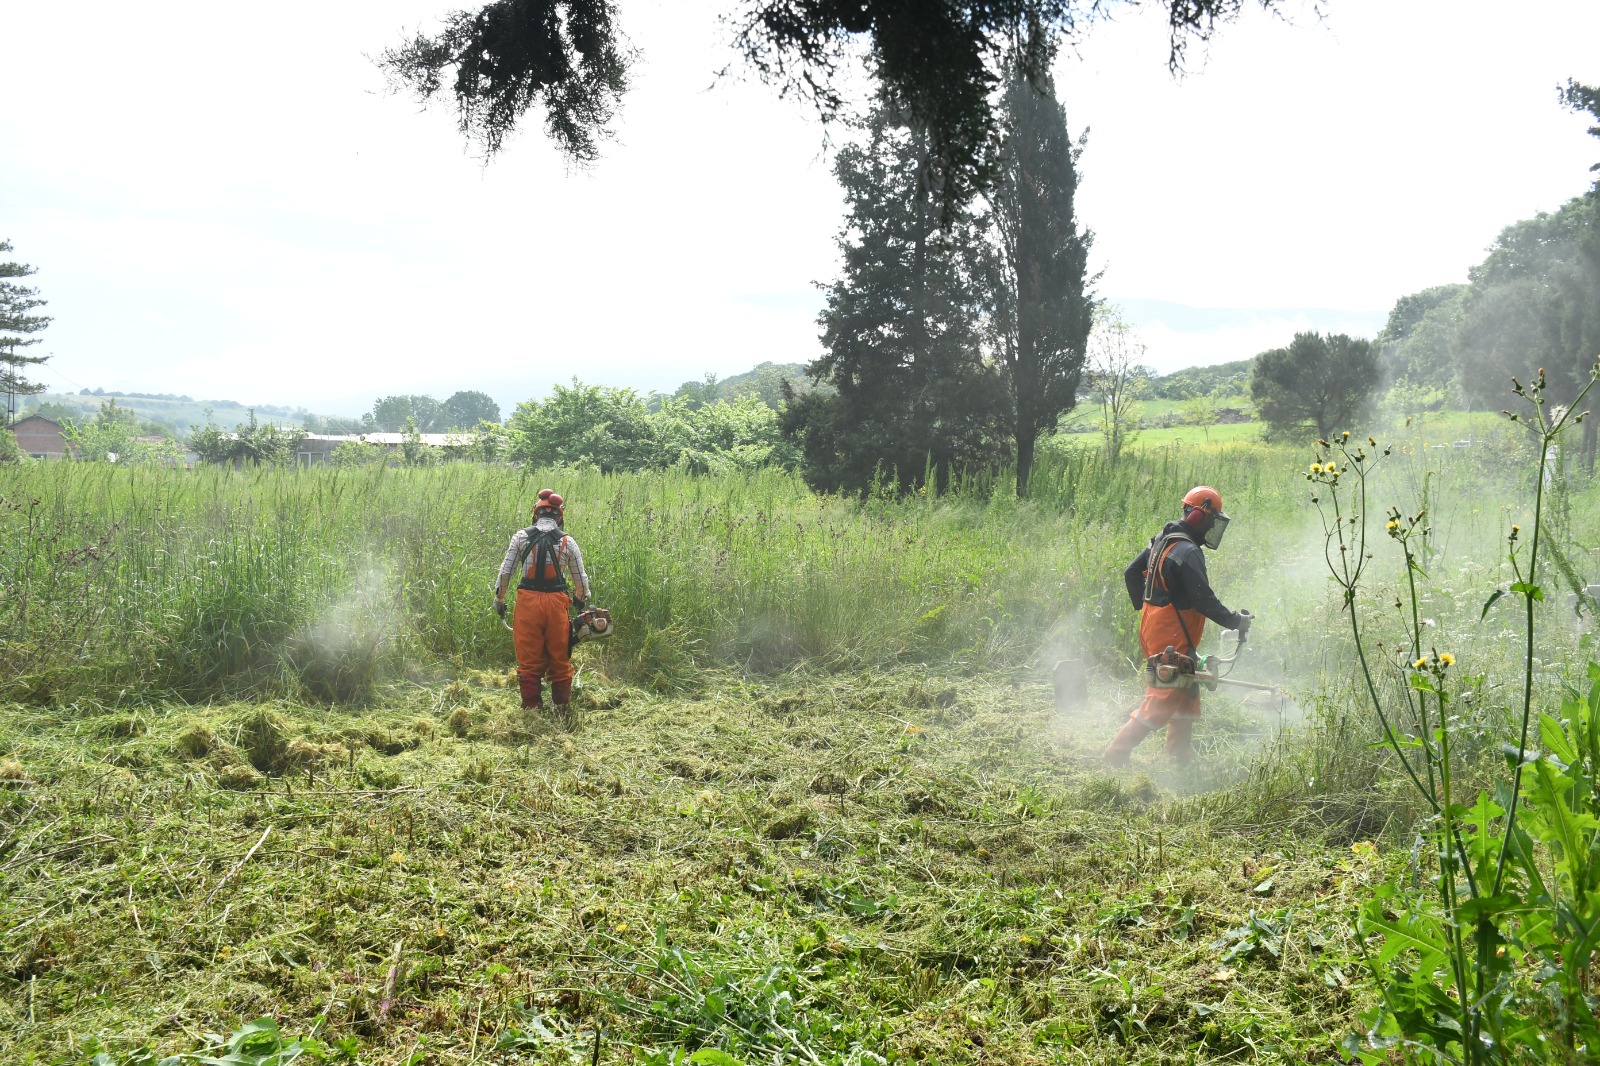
[1104,485,1250,767]
[494,489,592,711]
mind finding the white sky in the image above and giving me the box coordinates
[2,0,1597,415]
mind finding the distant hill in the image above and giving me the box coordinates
[661,361,825,411]
[20,390,318,434]
[1145,358,1253,400]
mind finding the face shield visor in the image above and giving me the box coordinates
[1202,512,1230,550]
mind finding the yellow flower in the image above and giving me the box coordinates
[1439,653,1455,667]
[1325,463,1338,475]
[390,849,405,864]
[1413,657,1427,669]
[1309,462,1322,474]
[1386,520,1399,531]
[1511,525,1521,534]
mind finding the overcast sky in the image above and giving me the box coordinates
[3,0,1597,416]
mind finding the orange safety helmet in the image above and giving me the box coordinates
[1181,486,1230,549]
[534,488,565,523]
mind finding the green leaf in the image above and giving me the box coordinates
[1480,588,1506,621]
[1453,893,1522,924]
[1461,792,1505,876]
[688,1051,745,1066]
[1539,713,1578,766]
[1409,673,1438,694]
[1360,907,1450,967]
[1510,581,1545,602]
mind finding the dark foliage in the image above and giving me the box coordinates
[0,239,52,421]
[1250,332,1378,441]
[382,0,1280,203]
[1563,78,1600,178]
[782,97,1009,494]
[984,51,1095,495]
[378,0,629,162]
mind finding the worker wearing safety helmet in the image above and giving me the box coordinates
[494,489,592,711]
[1103,486,1251,766]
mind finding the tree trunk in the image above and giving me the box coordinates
[1016,426,1036,497]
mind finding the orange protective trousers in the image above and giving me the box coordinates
[1130,602,1207,728]
[512,588,573,684]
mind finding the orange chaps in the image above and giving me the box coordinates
[512,589,573,708]
[1104,603,1207,765]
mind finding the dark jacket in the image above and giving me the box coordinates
[1124,521,1243,629]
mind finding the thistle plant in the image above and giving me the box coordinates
[1322,363,1600,1065]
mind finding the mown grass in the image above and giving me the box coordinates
[4,431,1599,1063]
[1,668,1390,1065]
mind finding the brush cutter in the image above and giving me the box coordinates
[494,591,615,645]
[1143,610,1277,693]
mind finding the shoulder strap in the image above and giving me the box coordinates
[1143,531,1187,603]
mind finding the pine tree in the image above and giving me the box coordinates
[984,51,1096,495]
[0,240,52,424]
[782,95,1008,494]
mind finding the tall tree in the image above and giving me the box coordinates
[984,50,1096,495]
[781,95,1008,494]
[367,394,444,432]
[442,389,501,429]
[1251,332,1379,441]
[1085,310,1149,462]
[504,379,657,471]
[379,0,1284,211]
[0,240,52,425]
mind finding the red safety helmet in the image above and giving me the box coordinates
[1181,486,1230,549]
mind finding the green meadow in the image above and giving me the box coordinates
[2,429,1597,1064]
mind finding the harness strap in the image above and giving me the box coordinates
[1144,531,1200,656]
[517,527,570,593]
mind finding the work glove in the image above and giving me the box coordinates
[1235,609,1253,637]
[573,599,586,614]
[494,600,507,620]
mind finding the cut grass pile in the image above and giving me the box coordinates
[0,669,1389,1065]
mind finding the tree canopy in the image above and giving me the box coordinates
[1,239,52,424]
[1250,332,1379,441]
[984,50,1096,494]
[504,379,794,473]
[781,94,1009,494]
[380,0,1284,209]
[1370,81,1600,466]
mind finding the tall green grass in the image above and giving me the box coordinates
[0,446,1311,705]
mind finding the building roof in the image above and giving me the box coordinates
[302,432,475,447]
[7,414,63,431]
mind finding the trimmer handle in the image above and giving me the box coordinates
[1235,609,1253,641]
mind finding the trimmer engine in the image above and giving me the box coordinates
[570,606,615,645]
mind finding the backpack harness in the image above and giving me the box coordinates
[1142,529,1200,657]
[516,526,570,593]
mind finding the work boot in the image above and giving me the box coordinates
[551,679,572,708]
[518,674,543,710]
[1165,718,1195,766]
[1103,720,1153,767]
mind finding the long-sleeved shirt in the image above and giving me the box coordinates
[497,517,591,602]
[1123,520,1242,629]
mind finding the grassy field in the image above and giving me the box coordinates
[1,669,1398,1065]
[3,430,1598,1064]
